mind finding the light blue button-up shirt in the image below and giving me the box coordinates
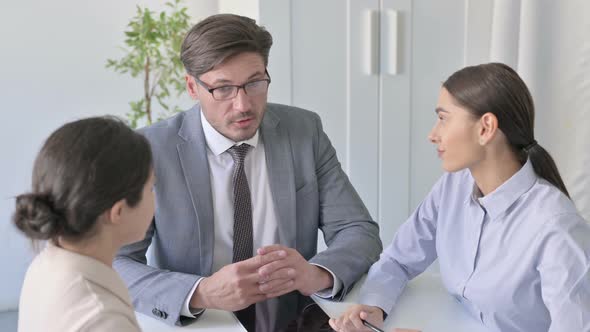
[360,160,590,331]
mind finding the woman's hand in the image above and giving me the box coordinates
[329,304,384,331]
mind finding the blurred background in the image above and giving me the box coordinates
[1,0,588,327]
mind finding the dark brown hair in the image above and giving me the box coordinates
[13,116,153,243]
[180,13,273,78]
[443,62,570,198]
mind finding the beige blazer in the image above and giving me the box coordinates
[18,242,140,332]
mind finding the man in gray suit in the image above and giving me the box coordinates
[114,13,382,332]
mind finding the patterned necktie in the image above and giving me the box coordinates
[227,144,256,331]
[227,143,253,263]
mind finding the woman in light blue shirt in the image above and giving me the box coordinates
[330,63,590,332]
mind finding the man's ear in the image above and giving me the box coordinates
[185,74,199,100]
[107,199,126,225]
[478,112,499,146]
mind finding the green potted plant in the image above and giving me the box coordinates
[107,0,191,128]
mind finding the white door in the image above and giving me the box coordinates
[261,0,469,245]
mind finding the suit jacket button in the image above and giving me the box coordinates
[152,308,161,317]
[161,311,168,319]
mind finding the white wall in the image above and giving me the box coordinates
[520,0,590,221]
[408,0,466,212]
[219,0,259,20]
[465,0,590,221]
[0,0,217,311]
[285,0,467,245]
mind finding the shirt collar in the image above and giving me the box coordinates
[470,159,537,221]
[200,111,259,156]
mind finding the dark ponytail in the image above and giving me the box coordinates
[443,62,570,198]
[524,143,570,198]
[13,116,153,244]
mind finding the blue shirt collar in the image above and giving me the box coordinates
[470,159,537,221]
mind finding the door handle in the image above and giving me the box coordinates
[364,9,380,75]
[384,9,399,75]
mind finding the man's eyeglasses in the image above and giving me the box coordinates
[194,69,271,101]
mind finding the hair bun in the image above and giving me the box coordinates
[13,193,64,240]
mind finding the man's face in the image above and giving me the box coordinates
[186,52,269,142]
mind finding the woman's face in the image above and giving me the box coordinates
[428,88,483,172]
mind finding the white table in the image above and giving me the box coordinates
[314,273,488,332]
[137,273,488,332]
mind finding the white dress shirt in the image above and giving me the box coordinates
[181,112,341,317]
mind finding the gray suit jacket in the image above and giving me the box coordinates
[114,103,382,329]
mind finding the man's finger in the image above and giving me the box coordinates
[258,259,292,278]
[259,267,295,282]
[264,280,296,298]
[241,249,287,270]
[226,263,278,296]
[257,244,288,255]
[258,277,293,293]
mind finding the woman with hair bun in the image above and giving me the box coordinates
[15,116,154,332]
[331,63,590,332]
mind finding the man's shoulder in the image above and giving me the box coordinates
[267,103,319,118]
[266,103,321,128]
[138,107,195,144]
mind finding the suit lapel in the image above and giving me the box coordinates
[176,105,214,275]
[261,108,297,249]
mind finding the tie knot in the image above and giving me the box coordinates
[227,144,251,164]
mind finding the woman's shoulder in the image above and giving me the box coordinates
[65,277,137,322]
[41,261,138,331]
[22,244,136,316]
[19,246,138,331]
[524,178,579,218]
[38,277,139,332]
[524,179,589,246]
